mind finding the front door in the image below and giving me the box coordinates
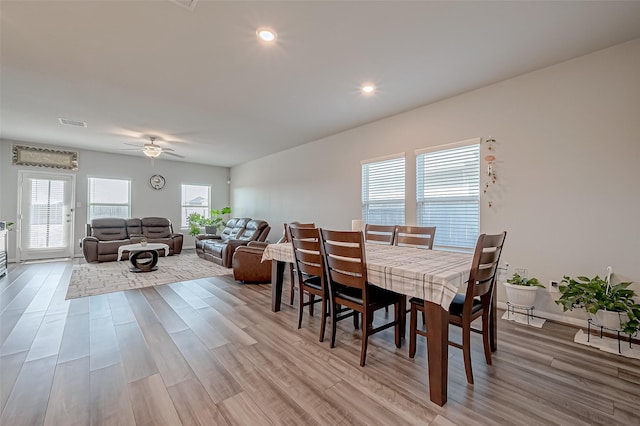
[18,171,75,261]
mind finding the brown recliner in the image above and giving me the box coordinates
[232,241,272,283]
[196,218,270,267]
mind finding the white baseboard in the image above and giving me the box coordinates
[496,301,588,328]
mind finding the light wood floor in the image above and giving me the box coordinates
[1,258,639,426]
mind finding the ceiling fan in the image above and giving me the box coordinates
[122,136,184,159]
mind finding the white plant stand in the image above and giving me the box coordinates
[587,317,633,354]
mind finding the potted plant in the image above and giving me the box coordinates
[139,237,148,247]
[504,273,544,307]
[187,212,205,236]
[556,275,640,334]
[187,207,232,236]
[206,207,232,234]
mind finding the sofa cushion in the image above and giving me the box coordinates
[91,218,128,241]
[141,217,172,238]
[97,240,128,255]
[237,220,268,241]
[220,218,250,242]
[126,218,142,237]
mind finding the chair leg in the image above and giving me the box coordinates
[309,294,315,316]
[360,309,370,367]
[297,286,304,329]
[319,295,327,342]
[409,303,418,358]
[331,300,338,348]
[353,311,359,330]
[289,265,295,305]
[462,322,474,384]
[394,301,401,348]
[482,309,492,365]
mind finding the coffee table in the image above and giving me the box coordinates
[117,243,169,272]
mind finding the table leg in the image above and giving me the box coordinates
[271,260,285,312]
[425,300,448,406]
[490,281,497,352]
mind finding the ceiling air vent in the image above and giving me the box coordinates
[58,118,87,128]
[170,0,198,11]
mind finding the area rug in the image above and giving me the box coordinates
[66,253,232,299]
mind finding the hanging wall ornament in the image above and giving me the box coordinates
[483,137,497,207]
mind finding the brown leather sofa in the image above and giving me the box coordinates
[195,218,270,267]
[82,217,183,263]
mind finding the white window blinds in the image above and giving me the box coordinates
[181,184,210,227]
[362,155,405,226]
[88,178,131,221]
[416,141,480,250]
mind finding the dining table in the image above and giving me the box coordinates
[262,242,498,407]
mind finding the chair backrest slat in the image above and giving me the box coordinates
[319,229,367,291]
[394,226,436,250]
[289,226,323,279]
[466,232,507,301]
[364,224,395,245]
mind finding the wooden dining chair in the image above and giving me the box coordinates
[319,228,404,366]
[289,226,328,342]
[364,224,395,245]
[408,232,507,384]
[394,226,436,249]
[284,222,316,305]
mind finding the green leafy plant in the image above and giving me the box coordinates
[186,212,205,236]
[208,207,232,232]
[506,273,544,287]
[556,275,640,335]
[186,207,232,236]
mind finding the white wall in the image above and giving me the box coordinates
[0,140,230,258]
[231,39,640,321]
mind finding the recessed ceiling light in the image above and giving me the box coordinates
[361,83,376,94]
[256,27,277,43]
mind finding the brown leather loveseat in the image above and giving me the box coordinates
[195,218,270,267]
[82,217,183,263]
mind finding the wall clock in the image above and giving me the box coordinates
[149,174,166,190]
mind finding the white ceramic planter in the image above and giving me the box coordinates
[588,310,628,330]
[503,282,539,308]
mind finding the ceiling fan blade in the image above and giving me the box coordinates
[164,152,184,158]
[124,142,143,147]
[121,148,142,151]
[160,147,175,152]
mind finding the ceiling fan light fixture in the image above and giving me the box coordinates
[143,147,162,158]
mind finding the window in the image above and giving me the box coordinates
[361,154,405,226]
[181,184,210,227]
[416,139,480,250]
[88,177,131,221]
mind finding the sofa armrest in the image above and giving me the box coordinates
[235,245,267,255]
[247,241,269,250]
[82,237,99,263]
[170,233,184,254]
[226,239,251,250]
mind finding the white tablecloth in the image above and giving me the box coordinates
[262,242,472,309]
